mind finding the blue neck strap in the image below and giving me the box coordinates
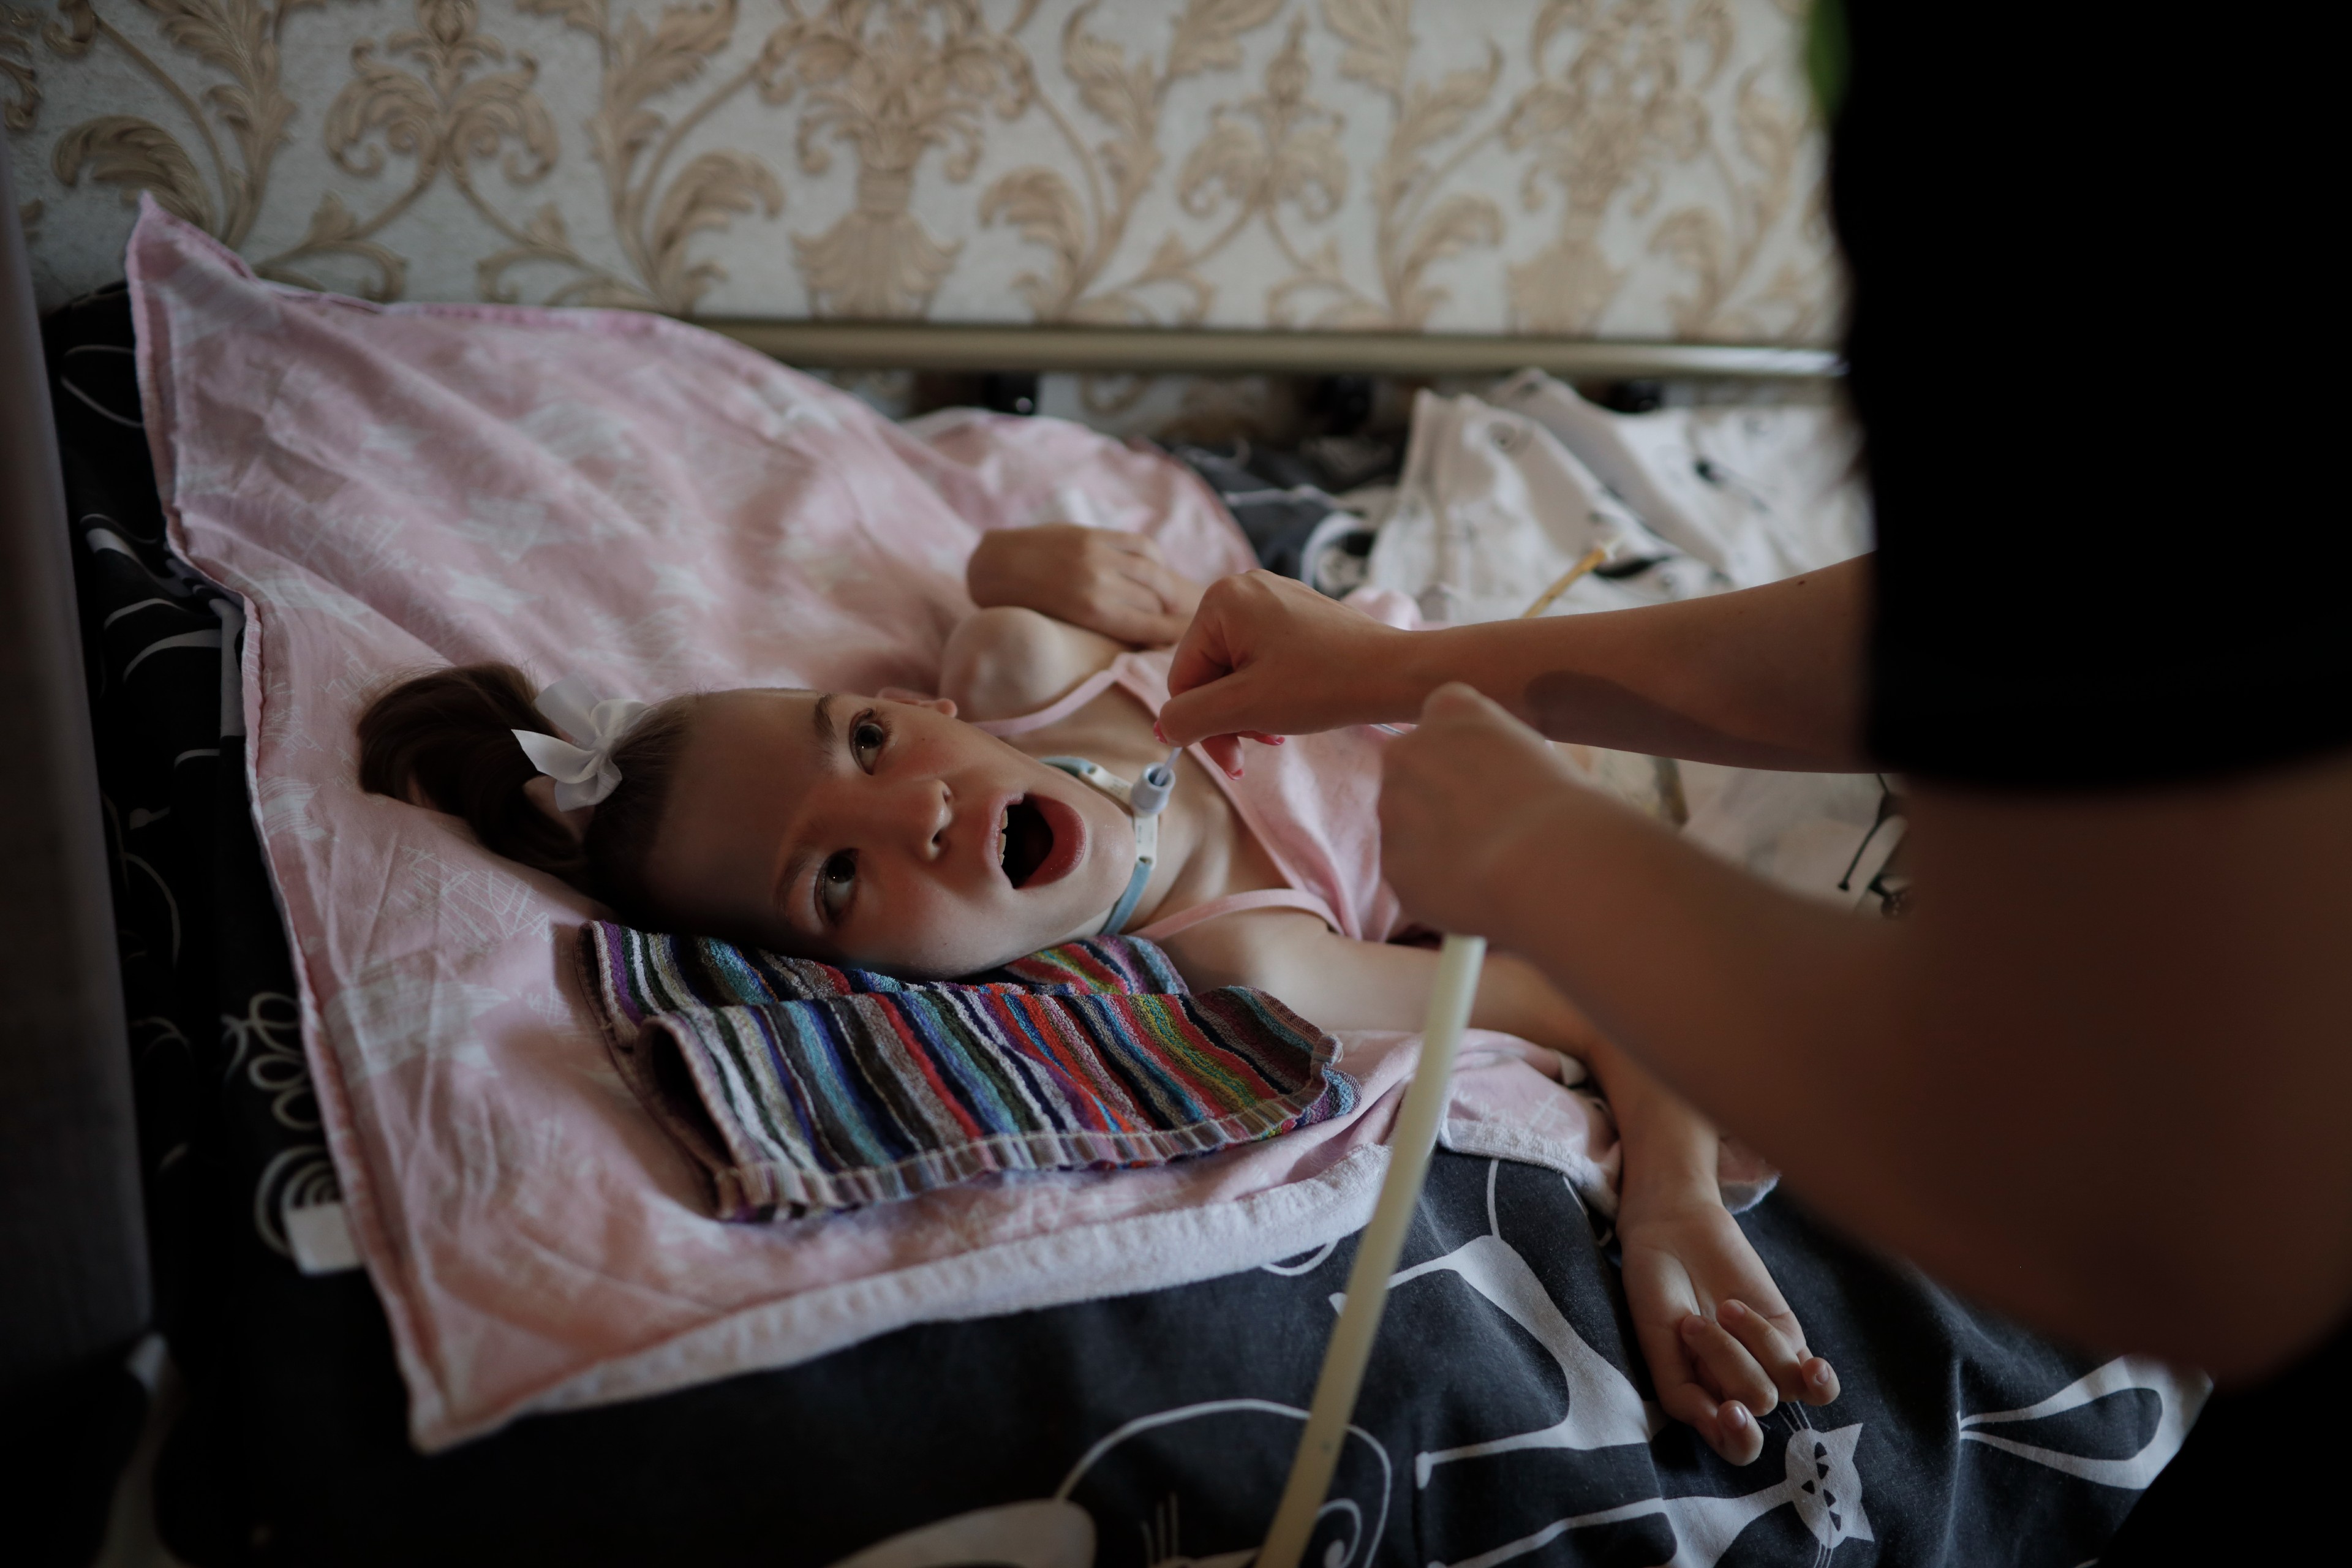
[1039,752,1178,937]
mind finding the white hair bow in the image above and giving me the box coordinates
[512,673,649,812]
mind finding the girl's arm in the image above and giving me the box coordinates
[1162,910,1838,1461]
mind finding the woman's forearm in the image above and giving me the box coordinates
[1162,562,1871,771]
[1464,765,2352,1380]
[1403,559,1874,771]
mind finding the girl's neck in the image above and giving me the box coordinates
[1007,683,1288,934]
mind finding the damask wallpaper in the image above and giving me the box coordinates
[4,0,1838,339]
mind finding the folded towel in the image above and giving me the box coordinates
[579,924,1357,1219]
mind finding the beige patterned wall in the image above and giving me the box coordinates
[4,0,1837,339]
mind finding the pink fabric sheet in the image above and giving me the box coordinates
[126,199,1629,1450]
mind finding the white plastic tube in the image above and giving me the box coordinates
[1259,933,1487,1568]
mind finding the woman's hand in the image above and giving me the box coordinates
[1158,571,1415,776]
[967,524,1202,649]
[1378,683,1593,937]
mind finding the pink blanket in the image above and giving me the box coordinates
[127,198,1634,1450]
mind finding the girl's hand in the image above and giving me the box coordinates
[967,524,1202,649]
[1378,683,1591,937]
[1618,1188,1841,1464]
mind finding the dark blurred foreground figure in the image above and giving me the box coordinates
[1157,3,2349,1550]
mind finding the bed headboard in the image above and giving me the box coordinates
[3,0,1838,381]
[0,126,147,1401]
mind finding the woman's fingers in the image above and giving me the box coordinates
[1379,687,1585,935]
[1679,1312,1780,1420]
[1161,594,1255,736]
[1196,733,1245,778]
[1162,570,1406,742]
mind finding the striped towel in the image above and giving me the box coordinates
[578,923,1357,1219]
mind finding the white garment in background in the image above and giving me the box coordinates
[1368,374,1896,908]
[1488,369,1872,589]
[1679,764,1905,912]
[1370,388,1716,627]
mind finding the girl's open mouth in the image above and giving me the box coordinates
[1000,798,1050,886]
[998,793,1084,889]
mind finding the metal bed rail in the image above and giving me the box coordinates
[701,318,1841,381]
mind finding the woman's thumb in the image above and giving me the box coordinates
[1421,681,1497,722]
[1155,677,1247,748]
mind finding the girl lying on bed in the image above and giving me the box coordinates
[356,522,1839,1465]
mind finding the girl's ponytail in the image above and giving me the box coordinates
[357,663,691,920]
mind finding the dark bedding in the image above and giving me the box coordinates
[45,287,2184,1567]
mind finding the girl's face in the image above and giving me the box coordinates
[642,689,1136,977]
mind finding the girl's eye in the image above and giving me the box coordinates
[818,851,856,922]
[851,717,886,771]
